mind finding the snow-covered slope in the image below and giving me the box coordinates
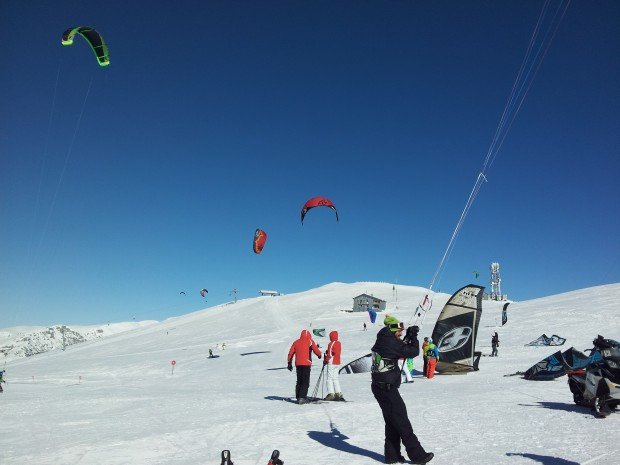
[1,282,618,465]
[0,321,158,362]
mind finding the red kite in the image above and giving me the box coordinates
[253,229,267,254]
[301,196,339,224]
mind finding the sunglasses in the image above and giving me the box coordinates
[388,322,405,331]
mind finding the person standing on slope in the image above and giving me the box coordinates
[323,330,344,401]
[0,370,5,393]
[371,316,434,464]
[491,332,499,357]
[287,329,322,404]
[402,357,415,383]
[425,340,439,379]
[421,337,430,377]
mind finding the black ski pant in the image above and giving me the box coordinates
[423,356,428,377]
[295,365,311,400]
[371,382,426,463]
[491,345,498,357]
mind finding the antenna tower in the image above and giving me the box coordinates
[490,262,502,301]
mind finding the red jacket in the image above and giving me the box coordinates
[288,330,322,366]
[324,331,341,365]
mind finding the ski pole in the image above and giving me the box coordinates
[311,364,326,401]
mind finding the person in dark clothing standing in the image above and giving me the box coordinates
[371,316,433,464]
[287,329,322,404]
[491,332,499,357]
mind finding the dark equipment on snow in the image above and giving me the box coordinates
[221,449,233,465]
[267,449,283,465]
[525,334,566,346]
[523,347,599,381]
[567,336,620,417]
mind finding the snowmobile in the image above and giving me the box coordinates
[567,335,620,417]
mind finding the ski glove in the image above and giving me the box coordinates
[287,361,293,372]
[406,325,420,338]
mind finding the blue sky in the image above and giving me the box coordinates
[1,1,618,327]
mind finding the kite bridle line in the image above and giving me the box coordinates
[10,69,94,330]
[408,0,571,329]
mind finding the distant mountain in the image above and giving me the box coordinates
[0,321,158,362]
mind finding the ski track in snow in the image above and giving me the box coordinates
[1,282,619,465]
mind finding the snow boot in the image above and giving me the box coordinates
[324,393,336,401]
[410,452,434,464]
[385,455,406,464]
[298,397,310,405]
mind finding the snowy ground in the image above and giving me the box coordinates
[1,282,618,465]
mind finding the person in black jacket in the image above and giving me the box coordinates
[491,332,499,357]
[371,316,433,465]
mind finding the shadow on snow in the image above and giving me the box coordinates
[506,452,579,465]
[308,422,384,463]
[518,402,588,414]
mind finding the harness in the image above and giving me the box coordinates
[371,351,397,373]
[372,381,393,391]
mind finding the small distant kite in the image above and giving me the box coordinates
[301,196,339,224]
[200,288,208,298]
[179,291,186,296]
[61,26,110,66]
[253,229,267,254]
[473,271,480,279]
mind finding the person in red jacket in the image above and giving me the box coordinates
[323,330,344,401]
[421,337,430,377]
[287,329,322,404]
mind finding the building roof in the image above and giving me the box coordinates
[353,294,386,303]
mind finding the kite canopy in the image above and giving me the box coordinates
[431,284,484,374]
[200,288,208,298]
[339,353,373,375]
[523,347,600,381]
[62,26,110,66]
[300,196,339,224]
[253,229,267,254]
[312,328,326,337]
[525,334,566,347]
[502,302,509,326]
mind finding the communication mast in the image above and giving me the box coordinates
[490,262,502,301]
